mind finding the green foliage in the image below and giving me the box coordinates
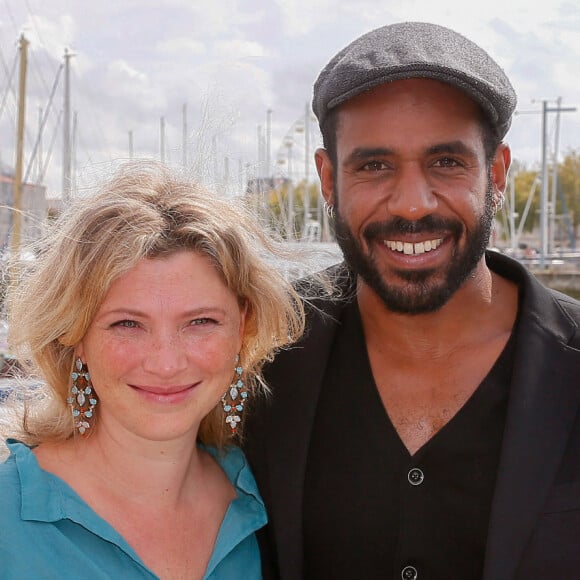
[510,167,539,233]
[506,149,579,242]
[558,149,580,232]
[265,180,322,240]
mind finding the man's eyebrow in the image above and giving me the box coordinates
[426,141,478,157]
[343,141,479,165]
[343,147,395,165]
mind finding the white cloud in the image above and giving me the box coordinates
[156,37,207,57]
[23,13,76,60]
[273,0,336,36]
[107,60,148,84]
[214,39,265,59]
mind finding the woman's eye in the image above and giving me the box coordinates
[191,318,214,326]
[114,320,138,328]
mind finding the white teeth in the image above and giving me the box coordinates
[384,238,443,255]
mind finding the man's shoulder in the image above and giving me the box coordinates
[286,262,353,342]
[549,290,580,345]
[487,250,580,347]
[550,287,580,312]
[257,263,355,385]
[294,261,354,297]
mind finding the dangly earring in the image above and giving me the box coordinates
[221,355,248,433]
[67,357,98,436]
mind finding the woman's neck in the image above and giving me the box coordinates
[36,424,209,511]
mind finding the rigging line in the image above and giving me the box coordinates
[0,49,18,123]
[2,0,19,31]
[39,108,62,184]
[0,36,14,78]
[23,0,54,95]
[23,62,64,183]
[69,63,112,154]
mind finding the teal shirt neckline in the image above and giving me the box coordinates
[4,438,266,578]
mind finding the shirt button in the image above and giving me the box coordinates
[401,565,418,579]
[407,467,424,486]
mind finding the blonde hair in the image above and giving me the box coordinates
[6,160,304,449]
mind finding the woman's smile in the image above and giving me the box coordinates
[129,383,200,405]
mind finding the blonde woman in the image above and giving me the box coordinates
[0,161,304,579]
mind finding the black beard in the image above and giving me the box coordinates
[333,181,494,314]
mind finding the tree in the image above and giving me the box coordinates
[264,180,323,240]
[556,149,580,238]
[502,150,579,248]
[510,165,540,233]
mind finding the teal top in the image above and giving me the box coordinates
[0,440,266,579]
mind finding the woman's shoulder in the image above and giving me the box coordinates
[0,441,30,535]
[0,439,74,522]
[0,439,25,483]
[203,444,246,477]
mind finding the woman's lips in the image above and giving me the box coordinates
[130,383,198,404]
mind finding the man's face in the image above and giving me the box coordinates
[316,78,507,314]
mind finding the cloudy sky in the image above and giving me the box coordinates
[1,0,579,197]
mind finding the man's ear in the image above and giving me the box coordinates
[315,148,335,206]
[491,143,511,195]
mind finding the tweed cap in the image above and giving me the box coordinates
[312,22,517,139]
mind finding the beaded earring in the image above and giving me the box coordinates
[67,357,98,436]
[221,355,248,433]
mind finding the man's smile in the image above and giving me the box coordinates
[384,238,443,255]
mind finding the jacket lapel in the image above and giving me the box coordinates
[264,294,346,579]
[484,258,580,579]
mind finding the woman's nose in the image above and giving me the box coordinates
[142,332,188,377]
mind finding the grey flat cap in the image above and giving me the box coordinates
[313,22,517,139]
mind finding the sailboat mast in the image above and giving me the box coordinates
[11,34,28,261]
[62,48,73,201]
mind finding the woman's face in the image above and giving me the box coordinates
[76,250,246,443]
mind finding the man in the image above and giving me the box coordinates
[245,22,580,580]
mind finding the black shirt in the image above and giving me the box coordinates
[303,300,514,580]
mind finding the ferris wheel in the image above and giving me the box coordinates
[274,109,322,185]
[267,107,328,240]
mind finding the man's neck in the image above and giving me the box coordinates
[356,263,518,360]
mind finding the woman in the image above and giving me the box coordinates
[0,161,304,579]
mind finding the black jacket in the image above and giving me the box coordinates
[245,251,580,580]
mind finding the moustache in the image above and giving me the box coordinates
[363,216,463,241]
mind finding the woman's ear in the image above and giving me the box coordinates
[74,343,85,363]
